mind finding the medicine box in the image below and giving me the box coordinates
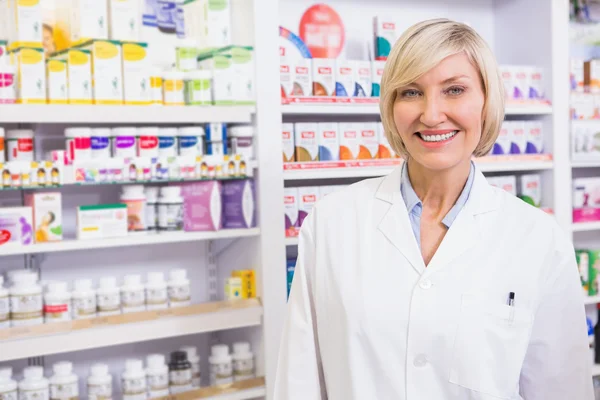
[589,250,600,296]
[510,121,526,154]
[180,181,223,231]
[226,46,255,105]
[10,47,46,104]
[513,66,529,100]
[524,121,543,154]
[518,174,542,208]
[294,123,319,162]
[371,60,385,97]
[282,123,295,162]
[77,40,123,105]
[492,122,512,155]
[373,16,397,60]
[232,270,256,299]
[25,192,63,242]
[529,67,544,100]
[7,0,42,49]
[573,178,600,223]
[293,58,312,96]
[585,60,600,94]
[198,51,234,105]
[312,58,335,96]
[77,204,127,240]
[0,206,33,247]
[354,61,372,97]
[499,65,514,100]
[297,186,319,228]
[571,59,585,92]
[339,123,360,160]
[284,187,299,236]
[359,122,379,159]
[121,41,150,105]
[377,123,397,159]
[46,58,68,105]
[108,0,140,42]
[54,0,109,51]
[577,250,590,295]
[318,122,339,161]
[287,259,296,298]
[54,48,93,104]
[280,57,293,97]
[222,179,256,229]
[182,0,231,49]
[335,59,355,97]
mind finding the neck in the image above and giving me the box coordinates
[406,158,471,218]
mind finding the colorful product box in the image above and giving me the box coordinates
[318,122,339,161]
[293,58,312,96]
[354,61,372,97]
[335,59,355,97]
[227,46,255,104]
[121,42,150,105]
[221,179,256,229]
[294,123,319,162]
[524,121,543,154]
[77,40,123,105]
[312,58,335,96]
[10,46,46,104]
[7,0,42,49]
[371,60,385,97]
[54,0,109,51]
[108,0,140,42]
[181,0,231,48]
[280,57,293,97]
[284,187,298,236]
[585,60,600,94]
[517,174,541,208]
[359,122,379,159]
[282,123,295,162]
[573,178,600,223]
[180,181,223,231]
[0,207,33,247]
[286,258,296,299]
[499,65,513,100]
[46,58,68,105]
[55,48,93,104]
[492,122,512,155]
[513,66,529,100]
[77,204,127,240]
[571,59,585,93]
[529,67,544,99]
[297,186,318,228]
[373,16,397,60]
[589,250,600,296]
[232,270,256,299]
[510,121,526,154]
[577,249,590,295]
[339,123,360,160]
[377,123,397,159]
[25,192,62,243]
[225,277,242,300]
[198,51,234,105]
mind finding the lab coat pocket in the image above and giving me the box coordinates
[449,294,533,399]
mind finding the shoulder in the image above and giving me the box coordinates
[313,176,384,215]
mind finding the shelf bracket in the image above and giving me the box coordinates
[27,356,44,367]
[207,240,219,345]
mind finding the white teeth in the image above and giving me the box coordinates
[420,131,458,142]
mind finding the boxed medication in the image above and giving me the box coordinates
[46,58,68,104]
[108,0,140,41]
[53,0,109,51]
[585,60,600,94]
[513,66,528,100]
[492,122,511,155]
[54,48,93,104]
[293,58,312,96]
[180,181,223,231]
[284,187,299,236]
[499,65,514,100]
[10,46,46,104]
[0,207,33,247]
[121,42,150,105]
[198,51,233,105]
[77,204,128,240]
[371,60,385,97]
[335,59,355,97]
[312,58,335,96]
[77,40,123,105]
[354,61,372,97]
[182,0,231,48]
[359,123,379,159]
[222,179,256,229]
[373,16,397,60]
[226,46,255,104]
[7,0,43,48]
[297,186,319,228]
[339,123,360,160]
[280,57,293,97]
[529,67,544,100]
[517,174,541,208]
[577,250,590,295]
[282,123,295,162]
[571,59,585,92]
[232,270,256,299]
[589,250,600,296]
[509,121,526,154]
[24,192,63,242]
[294,123,319,162]
[573,178,600,223]
[377,123,397,159]
[524,121,543,154]
[317,122,339,161]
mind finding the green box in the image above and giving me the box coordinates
[588,250,600,296]
[576,249,590,295]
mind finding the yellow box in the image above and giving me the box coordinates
[76,39,123,105]
[224,277,242,300]
[46,58,67,104]
[53,48,93,104]
[232,270,256,299]
[121,41,150,105]
[7,0,43,50]
[10,46,46,104]
[54,0,108,51]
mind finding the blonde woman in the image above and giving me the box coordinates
[275,19,592,399]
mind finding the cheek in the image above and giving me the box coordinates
[392,102,417,138]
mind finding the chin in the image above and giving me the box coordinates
[409,152,469,172]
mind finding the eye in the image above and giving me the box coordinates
[446,86,465,96]
[400,89,421,98]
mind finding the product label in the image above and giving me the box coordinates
[123,199,146,232]
[138,136,158,154]
[44,301,71,322]
[50,381,78,399]
[0,389,17,400]
[145,202,157,231]
[0,294,8,322]
[169,369,192,393]
[158,203,183,231]
[10,293,43,320]
[19,388,49,400]
[87,382,112,400]
[72,295,96,319]
[158,136,176,149]
[146,287,167,306]
[97,292,120,313]
[113,136,136,158]
[179,136,199,156]
[210,362,233,386]
[91,137,110,151]
[122,377,146,398]
[147,373,169,397]
[191,363,201,387]
[168,284,191,305]
[233,359,254,381]
[121,289,145,308]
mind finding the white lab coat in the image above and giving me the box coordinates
[275,166,593,400]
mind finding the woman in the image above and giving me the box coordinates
[275,19,592,399]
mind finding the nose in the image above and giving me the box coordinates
[420,94,447,127]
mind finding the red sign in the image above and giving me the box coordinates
[303,195,317,202]
[284,196,295,204]
[296,66,308,74]
[0,230,10,245]
[301,131,315,139]
[299,4,345,59]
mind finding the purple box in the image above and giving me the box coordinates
[181,181,222,231]
[222,179,256,229]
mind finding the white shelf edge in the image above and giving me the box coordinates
[0,303,263,362]
[285,237,299,246]
[504,105,553,115]
[571,222,600,233]
[0,228,261,256]
[593,364,600,377]
[585,296,600,305]
[205,386,267,400]
[0,105,256,124]
[572,160,600,168]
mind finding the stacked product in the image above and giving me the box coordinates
[224,270,256,300]
[573,178,600,223]
[284,185,347,237]
[577,249,600,300]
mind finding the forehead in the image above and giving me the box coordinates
[414,53,479,84]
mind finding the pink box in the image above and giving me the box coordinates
[181,181,223,231]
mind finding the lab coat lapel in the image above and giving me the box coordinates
[376,166,426,274]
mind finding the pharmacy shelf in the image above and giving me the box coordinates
[0,298,262,362]
[0,105,256,124]
[585,296,600,305]
[285,237,299,246]
[572,160,600,168]
[571,222,600,233]
[0,228,261,257]
[593,364,600,377]
[155,377,266,400]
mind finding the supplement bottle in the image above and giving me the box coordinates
[64,127,92,162]
[180,346,201,388]
[162,70,185,106]
[0,276,9,328]
[167,269,191,308]
[145,187,159,232]
[184,70,212,106]
[97,277,121,317]
[157,127,178,158]
[137,126,159,158]
[121,185,147,233]
[9,272,43,327]
[44,281,71,323]
[178,126,205,156]
[169,351,192,394]
[19,366,49,400]
[0,367,17,400]
[149,67,163,105]
[6,129,34,161]
[71,279,96,320]
[146,354,169,398]
[158,186,184,231]
[121,275,146,313]
[209,344,233,386]
[122,359,146,400]
[49,362,79,400]
[228,126,255,160]
[87,363,112,400]
[111,127,137,159]
[91,128,112,159]
[232,342,255,382]
[146,272,168,310]
[0,128,5,163]
[176,39,197,72]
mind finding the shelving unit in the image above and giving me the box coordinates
[152,377,266,400]
[572,222,600,233]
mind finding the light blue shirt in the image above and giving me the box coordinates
[400,162,476,249]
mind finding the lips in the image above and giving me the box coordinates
[417,130,459,142]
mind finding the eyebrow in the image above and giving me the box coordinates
[441,75,471,84]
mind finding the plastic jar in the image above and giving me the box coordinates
[0,65,17,104]
[176,39,198,72]
[65,127,92,162]
[0,367,17,400]
[87,363,112,400]
[137,126,159,158]
[121,185,147,233]
[149,67,164,105]
[157,127,178,157]
[71,278,96,320]
[44,281,71,323]
[49,362,78,400]
[0,276,8,328]
[97,276,121,316]
[121,275,146,314]
[158,186,183,231]
[163,71,185,106]
[180,346,201,388]
[178,126,205,157]
[20,367,49,400]
[9,272,43,326]
[111,127,137,159]
[122,359,146,400]
[228,126,254,160]
[185,70,212,105]
[0,128,5,163]
[167,269,191,308]
[6,129,34,161]
[146,354,169,398]
[145,272,168,310]
[145,186,159,232]
[232,342,255,382]
[169,351,192,394]
[91,128,112,159]
[209,344,233,386]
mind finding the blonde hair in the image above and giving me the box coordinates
[379,19,505,158]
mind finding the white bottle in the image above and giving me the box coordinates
[49,362,79,400]
[146,354,169,398]
[71,279,97,319]
[10,272,43,327]
[97,277,121,317]
[120,274,146,313]
[158,186,183,231]
[19,366,49,400]
[87,363,112,400]
[122,359,147,400]
[180,346,201,388]
[144,187,159,233]
[232,342,255,382]
[167,269,191,308]
[44,282,71,323]
[0,276,9,328]
[209,344,233,386]
[145,272,168,310]
[0,367,17,400]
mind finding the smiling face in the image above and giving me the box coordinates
[393,52,485,171]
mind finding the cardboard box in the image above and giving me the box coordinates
[198,51,233,105]
[221,179,256,229]
[294,123,319,162]
[54,48,93,104]
[25,192,63,242]
[354,61,372,97]
[46,58,68,104]
[373,16,396,60]
[108,0,140,41]
[284,187,298,236]
[335,59,354,97]
[7,0,43,49]
[232,270,256,299]
[182,0,231,48]
[371,60,385,97]
[312,58,335,96]
[54,0,109,51]
[121,41,150,105]
[282,123,295,162]
[180,181,223,231]
[524,121,543,154]
[77,40,123,105]
[10,46,46,104]
[317,122,339,161]
[0,206,33,247]
[518,174,541,208]
[358,122,379,159]
[339,123,360,160]
[77,204,128,240]
[298,186,318,228]
[585,60,600,94]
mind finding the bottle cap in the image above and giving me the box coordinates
[90,363,108,377]
[12,272,37,285]
[170,351,188,363]
[180,346,197,359]
[47,281,68,293]
[6,129,34,139]
[169,269,187,282]
[111,127,137,137]
[65,127,92,138]
[125,359,144,373]
[147,272,165,284]
[147,354,166,369]
[123,274,142,286]
[99,277,117,289]
[74,279,93,292]
[211,344,229,357]
[178,126,205,137]
[145,187,160,202]
[23,366,43,380]
[160,186,182,199]
[53,361,73,375]
[233,342,251,355]
[138,126,159,136]
[122,185,145,198]
[158,127,178,137]
[0,367,12,379]
[91,128,111,138]
[228,125,254,138]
